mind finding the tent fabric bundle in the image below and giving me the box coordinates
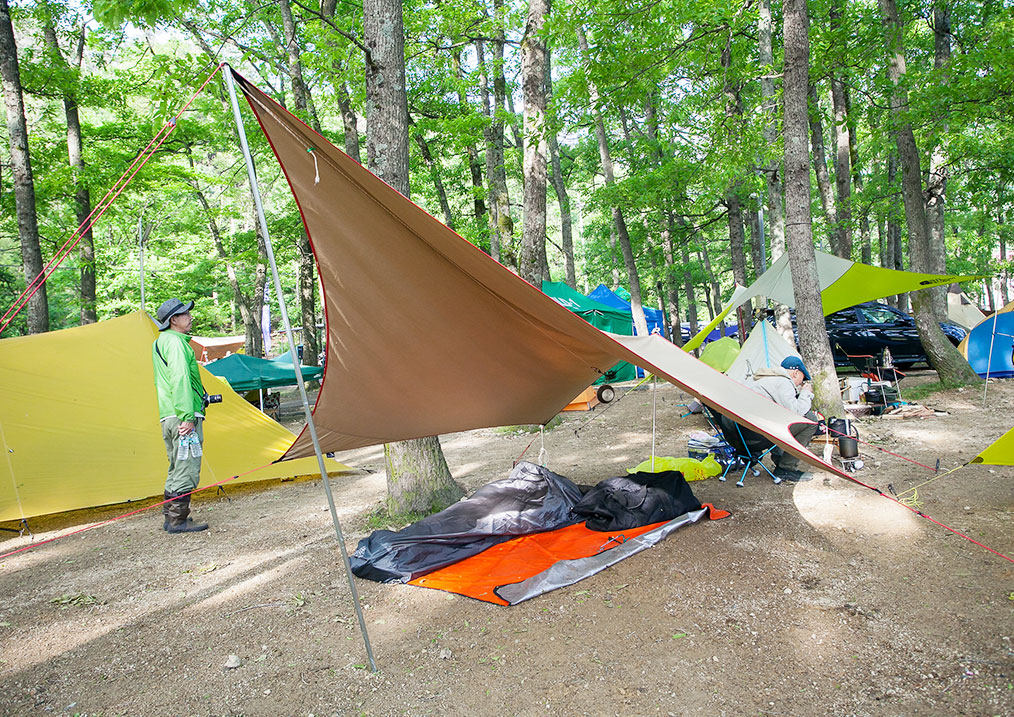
[683,251,986,352]
[349,462,584,584]
[206,352,323,392]
[0,311,349,523]
[411,507,726,606]
[233,72,844,481]
[350,460,727,605]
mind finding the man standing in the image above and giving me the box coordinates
[152,298,209,533]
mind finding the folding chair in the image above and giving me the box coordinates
[835,343,905,385]
[701,407,782,486]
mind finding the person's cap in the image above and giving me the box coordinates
[155,298,194,330]
[781,355,811,381]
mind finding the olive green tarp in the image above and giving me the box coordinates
[683,251,987,352]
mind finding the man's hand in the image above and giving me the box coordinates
[178,421,195,436]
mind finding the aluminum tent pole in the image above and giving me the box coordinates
[224,65,376,672]
[983,314,997,408]
[138,213,145,312]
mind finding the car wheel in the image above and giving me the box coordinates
[596,384,616,404]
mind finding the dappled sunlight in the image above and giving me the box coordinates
[185,549,308,612]
[792,479,919,537]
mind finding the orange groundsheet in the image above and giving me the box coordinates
[410,504,729,605]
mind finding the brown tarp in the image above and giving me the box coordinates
[234,72,846,480]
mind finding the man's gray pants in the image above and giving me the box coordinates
[161,416,203,494]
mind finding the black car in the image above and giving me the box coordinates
[771,302,967,370]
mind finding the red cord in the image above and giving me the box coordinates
[0,64,225,335]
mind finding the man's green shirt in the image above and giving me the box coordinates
[152,329,204,422]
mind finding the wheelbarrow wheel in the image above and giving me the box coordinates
[596,384,616,404]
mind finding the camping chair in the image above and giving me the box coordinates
[701,407,782,487]
[835,343,905,385]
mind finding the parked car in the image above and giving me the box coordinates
[770,301,967,369]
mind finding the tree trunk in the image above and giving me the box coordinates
[519,0,549,285]
[278,0,319,368]
[451,51,487,236]
[759,0,793,342]
[187,150,256,350]
[577,26,648,335]
[1,0,48,333]
[726,191,751,322]
[476,38,512,265]
[829,6,853,260]
[808,84,837,255]
[545,48,575,288]
[924,0,951,319]
[699,246,723,319]
[364,0,462,513]
[847,84,873,265]
[334,72,362,163]
[43,24,96,324]
[411,123,455,229]
[878,0,979,386]
[784,0,842,417]
[680,227,699,338]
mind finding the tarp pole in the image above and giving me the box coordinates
[224,65,377,673]
[983,314,997,408]
[138,213,145,312]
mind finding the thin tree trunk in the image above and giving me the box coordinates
[847,84,873,265]
[808,83,837,255]
[829,6,853,260]
[476,39,513,265]
[411,123,455,229]
[1,0,47,333]
[546,48,575,288]
[785,0,842,417]
[333,71,362,163]
[699,246,723,319]
[759,0,792,342]
[278,0,319,367]
[924,0,951,319]
[519,0,549,285]
[191,173,257,352]
[364,0,462,512]
[451,51,487,236]
[43,24,96,324]
[878,0,978,385]
[577,26,647,335]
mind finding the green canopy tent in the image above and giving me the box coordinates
[541,281,637,382]
[206,353,323,392]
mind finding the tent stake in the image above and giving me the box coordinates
[224,66,377,673]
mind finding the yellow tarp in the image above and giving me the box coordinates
[698,337,741,373]
[971,426,1014,466]
[0,312,350,522]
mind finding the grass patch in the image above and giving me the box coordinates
[361,505,430,532]
[902,381,949,402]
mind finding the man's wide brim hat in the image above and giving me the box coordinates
[155,298,194,330]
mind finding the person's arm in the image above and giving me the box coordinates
[771,377,812,416]
[160,336,196,424]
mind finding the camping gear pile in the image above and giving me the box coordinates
[349,461,722,605]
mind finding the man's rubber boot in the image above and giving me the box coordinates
[167,494,208,534]
[162,491,173,531]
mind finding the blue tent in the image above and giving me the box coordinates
[965,311,1014,378]
[206,353,324,392]
[587,285,666,335]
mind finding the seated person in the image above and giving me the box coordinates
[720,356,819,482]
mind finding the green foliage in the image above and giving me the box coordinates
[1,0,1007,342]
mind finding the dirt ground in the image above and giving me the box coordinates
[1,372,1012,716]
